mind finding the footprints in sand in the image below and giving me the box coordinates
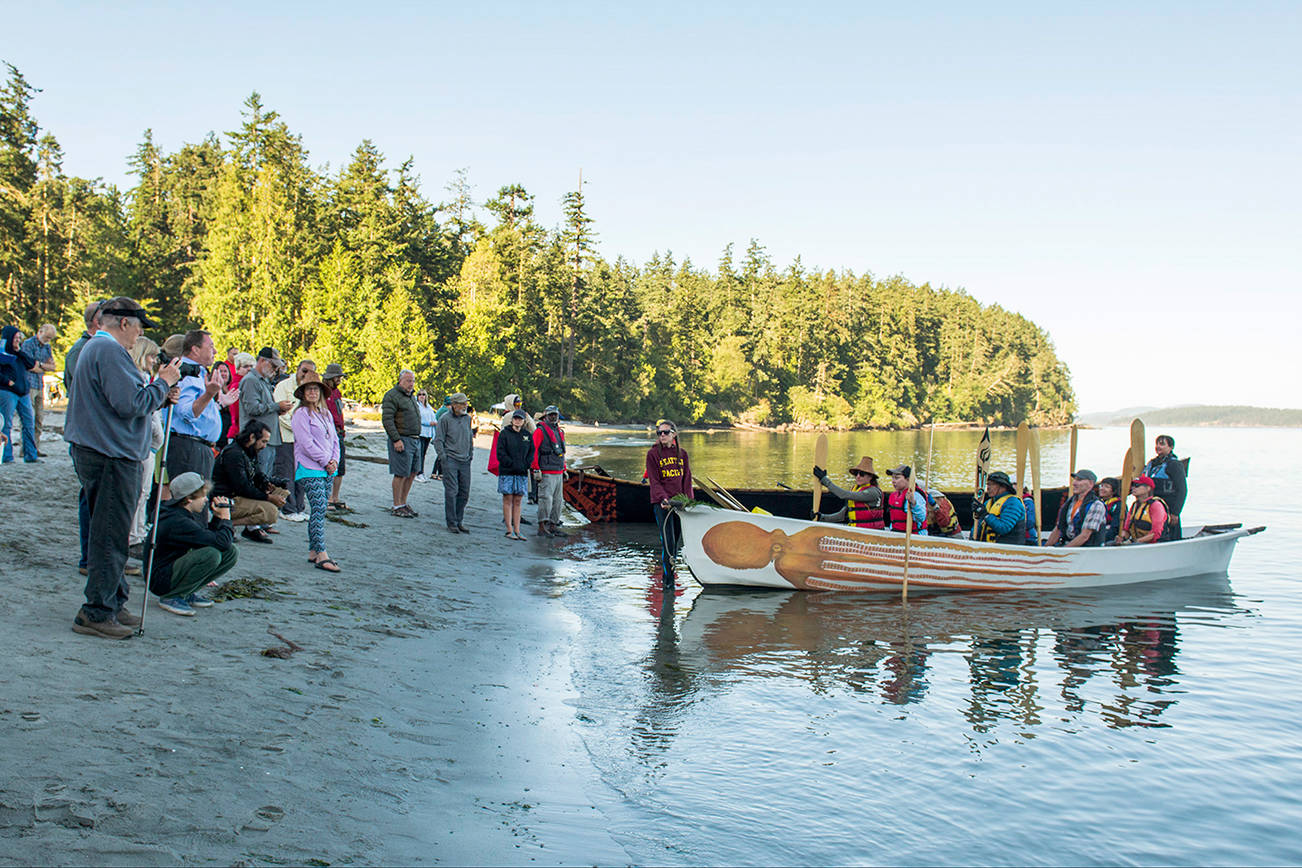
[241,804,286,832]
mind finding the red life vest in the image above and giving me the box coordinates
[846,484,885,529]
[885,488,923,534]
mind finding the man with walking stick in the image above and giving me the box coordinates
[64,298,181,640]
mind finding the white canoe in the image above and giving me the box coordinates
[676,508,1264,592]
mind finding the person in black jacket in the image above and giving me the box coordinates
[1143,434,1187,537]
[212,420,288,543]
[150,472,240,617]
[495,410,535,540]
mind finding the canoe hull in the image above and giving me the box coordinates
[678,508,1256,592]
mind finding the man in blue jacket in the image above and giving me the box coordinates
[64,297,182,639]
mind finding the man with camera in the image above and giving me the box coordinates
[64,297,182,639]
[149,471,240,617]
[167,329,223,481]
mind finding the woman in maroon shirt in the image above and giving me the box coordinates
[645,420,692,583]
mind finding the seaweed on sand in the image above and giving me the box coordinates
[211,576,285,602]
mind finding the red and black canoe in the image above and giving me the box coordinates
[563,467,1069,531]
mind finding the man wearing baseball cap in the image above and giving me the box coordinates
[64,297,183,639]
[435,392,474,532]
[1119,475,1172,544]
[149,472,240,617]
[1046,468,1106,548]
[531,404,568,537]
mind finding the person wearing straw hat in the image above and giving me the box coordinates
[292,371,341,571]
[149,472,239,617]
[813,456,885,528]
[435,391,475,532]
[64,297,183,639]
[973,471,1027,544]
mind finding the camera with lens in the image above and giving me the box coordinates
[157,348,203,379]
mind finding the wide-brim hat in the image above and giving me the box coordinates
[322,363,344,379]
[448,392,469,404]
[293,371,326,401]
[987,470,1015,491]
[847,456,877,478]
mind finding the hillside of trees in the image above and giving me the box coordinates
[0,64,1076,427]
[1086,406,1302,428]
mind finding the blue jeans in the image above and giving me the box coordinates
[654,506,680,582]
[0,390,38,462]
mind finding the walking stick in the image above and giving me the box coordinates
[136,403,175,637]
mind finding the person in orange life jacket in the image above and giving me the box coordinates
[1046,469,1106,547]
[1119,475,1171,544]
[646,420,692,582]
[531,405,568,538]
[921,486,963,537]
[974,471,1028,544]
[883,465,928,534]
[1098,476,1123,544]
[1143,434,1186,538]
[813,456,885,528]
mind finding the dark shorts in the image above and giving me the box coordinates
[388,436,420,477]
[336,436,347,478]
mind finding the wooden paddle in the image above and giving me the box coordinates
[1119,446,1134,543]
[972,426,991,539]
[700,482,743,511]
[704,475,747,511]
[1129,418,1146,478]
[1016,422,1029,495]
[1030,428,1042,546]
[902,466,916,602]
[1068,424,1078,487]
[812,433,828,518]
[924,422,936,492]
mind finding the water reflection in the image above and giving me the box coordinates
[677,576,1245,735]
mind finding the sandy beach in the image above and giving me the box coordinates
[0,415,633,866]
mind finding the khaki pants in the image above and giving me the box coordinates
[229,488,287,527]
[32,389,44,437]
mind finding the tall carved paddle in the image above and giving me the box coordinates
[1030,428,1043,546]
[902,466,916,602]
[1016,422,1029,495]
[924,423,936,492]
[1130,418,1146,479]
[812,434,829,518]
[1119,446,1135,543]
[971,426,992,539]
[1068,424,1079,487]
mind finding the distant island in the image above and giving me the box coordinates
[1078,405,1302,428]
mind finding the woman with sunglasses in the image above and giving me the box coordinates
[812,456,885,528]
[645,420,693,582]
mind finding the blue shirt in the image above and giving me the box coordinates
[19,337,51,392]
[172,366,223,442]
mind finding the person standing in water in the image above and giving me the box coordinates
[645,420,692,583]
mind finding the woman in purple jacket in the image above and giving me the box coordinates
[292,372,341,572]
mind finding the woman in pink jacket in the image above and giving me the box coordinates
[292,372,341,572]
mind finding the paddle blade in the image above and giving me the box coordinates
[1030,429,1042,545]
[974,426,991,498]
[1120,446,1134,520]
[1069,425,1079,485]
[812,433,828,515]
[1016,422,1029,493]
[1130,418,1146,477]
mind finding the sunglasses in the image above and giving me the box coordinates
[657,429,673,435]
[852,470,872,476]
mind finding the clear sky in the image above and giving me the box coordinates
[6,1,1299,412]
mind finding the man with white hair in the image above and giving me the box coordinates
[381,369,422,517]
[435,391,475,532]
[20,323,57,451]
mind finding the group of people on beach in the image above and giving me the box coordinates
[810,437,1188,548]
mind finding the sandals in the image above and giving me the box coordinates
[392,505,418,518]
[505,531,526,540]
[312,558,341,572]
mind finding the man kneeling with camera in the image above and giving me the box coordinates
[150,471,240,616]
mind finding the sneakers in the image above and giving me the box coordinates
[281,511,308,522]
[392,505,418,518]
[158,597,195,616]
[186,593,214,608]
[415,474,427,483]
[72,612,132,640]
[241,527,274,544]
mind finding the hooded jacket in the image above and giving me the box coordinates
[0,326,35,396]
[645,440,693,503]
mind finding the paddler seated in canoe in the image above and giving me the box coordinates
[884,465,928,534]
[1046,469,1106,547]
[973,471,1028,544]
[1118,475,1175,544]
[812,456,884,528]
[1098,476,1123,543]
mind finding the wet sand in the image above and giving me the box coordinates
[0,417,631,866]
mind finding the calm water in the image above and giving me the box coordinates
[544,426,1302,864]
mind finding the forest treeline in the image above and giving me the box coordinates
[0,64,1075,427]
